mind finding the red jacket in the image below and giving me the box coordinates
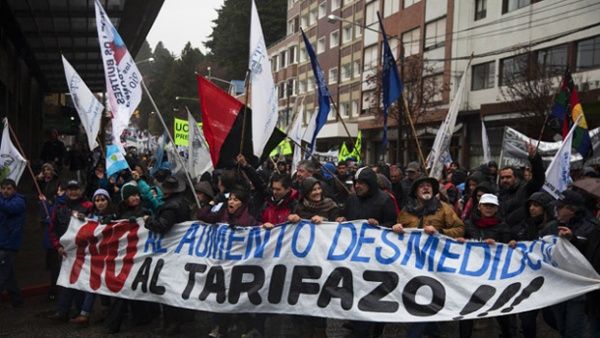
[260,189,298,225]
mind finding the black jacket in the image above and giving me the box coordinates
[463,210,511,243]
[343,168,397,228]
[499,153,544,226]
[579,226,600,318]
[145,193,190,234]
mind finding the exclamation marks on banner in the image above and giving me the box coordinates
[477,283,521,317]
[452,285,496,320]
[500,276,545,313]
[453,277,546,320]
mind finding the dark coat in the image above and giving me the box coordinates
[0,193,26,251]
[48,197,93,249]
[463,210,511,243]
[344,168,398,228]
[144,193,190,234]
[579,227,600,318]
[499,153,545,226]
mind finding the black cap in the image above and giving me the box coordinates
[65,180,81,189]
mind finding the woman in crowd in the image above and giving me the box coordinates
[288,177,339,225]
[457,193,512,338]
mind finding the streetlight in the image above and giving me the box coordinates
[136,57,155,65]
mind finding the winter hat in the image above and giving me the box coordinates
[376,174,392,191]
[301,177,321,198]
[194,181,214,199]
[410,177,440,198]
[93,189,111,201]
[121,181,140,201]
[321,162,336,180]
[41,162,57,175]
[556,190,585,209]
[405,162,421,173]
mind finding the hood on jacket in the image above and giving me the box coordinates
[355,167,379,197]
[410,176,440,198]
[527,191,555,218]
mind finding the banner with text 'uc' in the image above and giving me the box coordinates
[58,218,600,322]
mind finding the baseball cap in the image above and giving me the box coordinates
[479,193,499,206]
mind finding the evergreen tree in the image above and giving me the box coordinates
[204,0,286,81]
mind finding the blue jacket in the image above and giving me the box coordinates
[0,193,26,251]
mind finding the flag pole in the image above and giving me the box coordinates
[140,79,202,210]
[239,69,252,156]
[401,93,427,171]
[6,121,50,218]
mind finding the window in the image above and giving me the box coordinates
[317,37,326,54]
[330,30,339,48]
[500,54,528,86]
[352,100,359,116]
[332,0,341,10]
[364,45,379,70]
[384,0,400,17]
[389,38,399,59]
[404,0,421,8]
[402,28,420,56]
[471,61,495,90]
[340,102,350,117]
[278,82,285,99]
[425,74,444,102]
[309,8,318,25]
[353,61,361,78]
[537,45,567,74]
[288,46,297,64]
[355,20,362,37]
[475,0,487,20]
[307,78,315,92]
[280,51,287,69]
[329,68,338,84]
[502,0,531,13]
[287,19,295,35]
[577,36,600,70]
[342,25,353,43]
[272,55,279,71]
[299,46,307,62]
[425,17,446,50]
[292,79,298,95]
[301,15,308,28]
[318,1,327,18]
[341,63,352,81]
[299,80,306,94]
[287,79,294,97]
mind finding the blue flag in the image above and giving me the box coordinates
[149,132,168,176]
[301,28,331,155]
[106,144,130,177]
[378,12,403,147]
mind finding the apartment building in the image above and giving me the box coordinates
[268,0,363,153]
[452,0,600,167]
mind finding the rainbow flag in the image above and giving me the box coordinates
[548,70,592,159]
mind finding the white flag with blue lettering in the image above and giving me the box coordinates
[543,117,579,199]
[62,55,103,151]
[249,0,278,157]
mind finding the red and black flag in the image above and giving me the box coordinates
[196,75,285,169]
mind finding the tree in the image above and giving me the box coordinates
[367,54,446,162]
[204,0,286,81]
[499,47,564,137]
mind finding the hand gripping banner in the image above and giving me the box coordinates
[58,218,600,322]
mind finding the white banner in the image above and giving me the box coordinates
[249,0,278,157]
[61,55,103,150]
[58,218,600,322]
[482,120,492,164]
[0,118,27,184]
[500,126,600,168]
[95,0,142,149]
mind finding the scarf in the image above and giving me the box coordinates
[302,197,337,214]
[476,216,500,229]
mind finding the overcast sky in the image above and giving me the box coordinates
[146,0,224,55]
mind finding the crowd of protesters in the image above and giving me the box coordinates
[0,129,599,338]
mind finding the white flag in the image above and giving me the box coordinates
[481,119,492,164]
[188,112,213,179]
[95,0,142,151]
[249,0,278,157]
[287,106,304,145]
[543,117,580,199]
[291,144,302,175]
[302,110,317,144]
[0,119,27,184]
[61,55,103,151]
[427,60,471,179]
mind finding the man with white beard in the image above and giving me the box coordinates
[392,176,464,238]
[392,176,464,338]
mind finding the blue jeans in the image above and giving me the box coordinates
[57,288,84,315]
[0,250,23,306]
